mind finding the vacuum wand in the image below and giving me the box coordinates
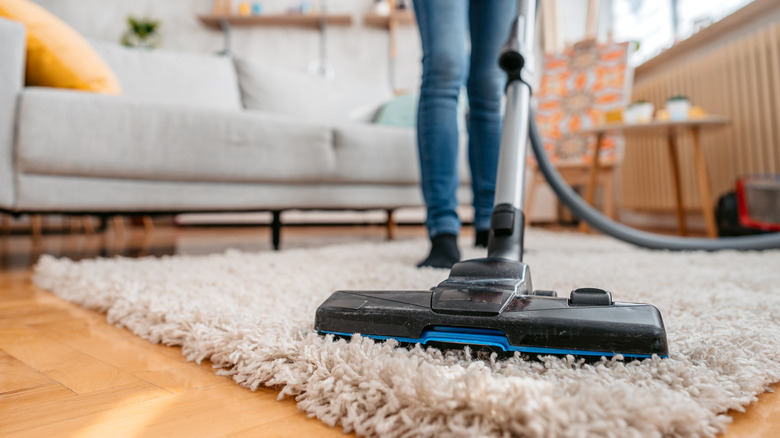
[486,0,536,262]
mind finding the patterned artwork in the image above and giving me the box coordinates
[536,41,632,166]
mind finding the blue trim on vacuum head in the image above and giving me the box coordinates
[320,326,668,359]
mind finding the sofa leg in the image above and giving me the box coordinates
[271,211,282,251]
[142,216,155,233]
[30,214,42,241]
[1,213,10,235]
[69,216,82,234]
[113,216,126,237]
[82,216,96,235]
[97,215,109,233]
[386,209,396,241]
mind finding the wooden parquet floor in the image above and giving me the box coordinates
[0,222,777,437]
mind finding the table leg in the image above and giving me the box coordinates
[524,166,541,227]
[603,167,617,220]
[666,133,687,236]
[579,132,604,233]
[691,127,718,238]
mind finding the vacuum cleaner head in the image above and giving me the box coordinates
[316,258,669,359]
[736,175,780,232]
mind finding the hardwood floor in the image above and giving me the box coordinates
[0,274,344,437]
[0,221,777,437]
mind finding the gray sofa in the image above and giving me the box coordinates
[0,18,471,244]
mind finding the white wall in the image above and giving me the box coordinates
[32,0,422,94]
[555,0,613,47]
[32,0,604,96]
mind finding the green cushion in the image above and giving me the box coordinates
[375,89,468,133]
[375,92,417,128]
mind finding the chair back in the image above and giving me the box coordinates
[535,41,633,167]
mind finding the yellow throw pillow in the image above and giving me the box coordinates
[0,0,121,95]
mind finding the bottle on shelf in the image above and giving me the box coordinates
[238,1,251,16]
[213,0,232,15]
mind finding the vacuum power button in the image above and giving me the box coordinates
[569,288,613,306]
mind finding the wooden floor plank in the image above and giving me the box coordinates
[0,381,77,407]
[722,387,780,438]
[0,348,77,407]
[0,381,171,436]
[33,319,226,393]
[0,301,92,329]
[0,349,56,393]
[233,409,348,438]
[0,327,155,395]
[5,382,340,438]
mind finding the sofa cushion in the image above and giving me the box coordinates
[234,57,390,122]
[90,40,242,110]
[17,87,334,184]
[332,123,470,184]
[234,56,345,120]
[0,0,121,95]
[16,175,439,212]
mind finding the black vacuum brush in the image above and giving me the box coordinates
[315,206,668,359]
[315,0,668,359]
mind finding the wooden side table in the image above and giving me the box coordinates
[578,116,728,238]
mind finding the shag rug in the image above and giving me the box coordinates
[34,230,780,438]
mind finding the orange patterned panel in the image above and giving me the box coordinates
[535,41,632,166]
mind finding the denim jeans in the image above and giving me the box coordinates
[414,0,517,238]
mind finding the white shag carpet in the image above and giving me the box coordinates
[33,230,780,438]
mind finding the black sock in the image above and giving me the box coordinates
[475,230,490,248]
[417,233,460,269]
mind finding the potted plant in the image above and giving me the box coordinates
[121,16,162,49]
[666,95,691,121]
[625,99,654,123]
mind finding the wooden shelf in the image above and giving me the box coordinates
[578,115,729,135]
[363,10,415,28]
[198,13,353,30]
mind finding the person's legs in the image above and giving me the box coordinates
[467,0,517,247]
[414,0,469,267]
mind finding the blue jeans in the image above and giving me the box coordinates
[414,0,517,238]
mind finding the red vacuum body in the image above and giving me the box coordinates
[736,175,780,232]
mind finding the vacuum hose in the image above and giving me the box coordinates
[528,109,780,250]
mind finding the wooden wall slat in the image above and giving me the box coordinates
[766,26,780,170]
[711,49,736,197]
[724,43,742,187]
[746,33,764,174]
[735,37,751,176]
[759,29,776,173]
[622,22,780,213]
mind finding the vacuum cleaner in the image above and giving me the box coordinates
[315,0,780,359]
